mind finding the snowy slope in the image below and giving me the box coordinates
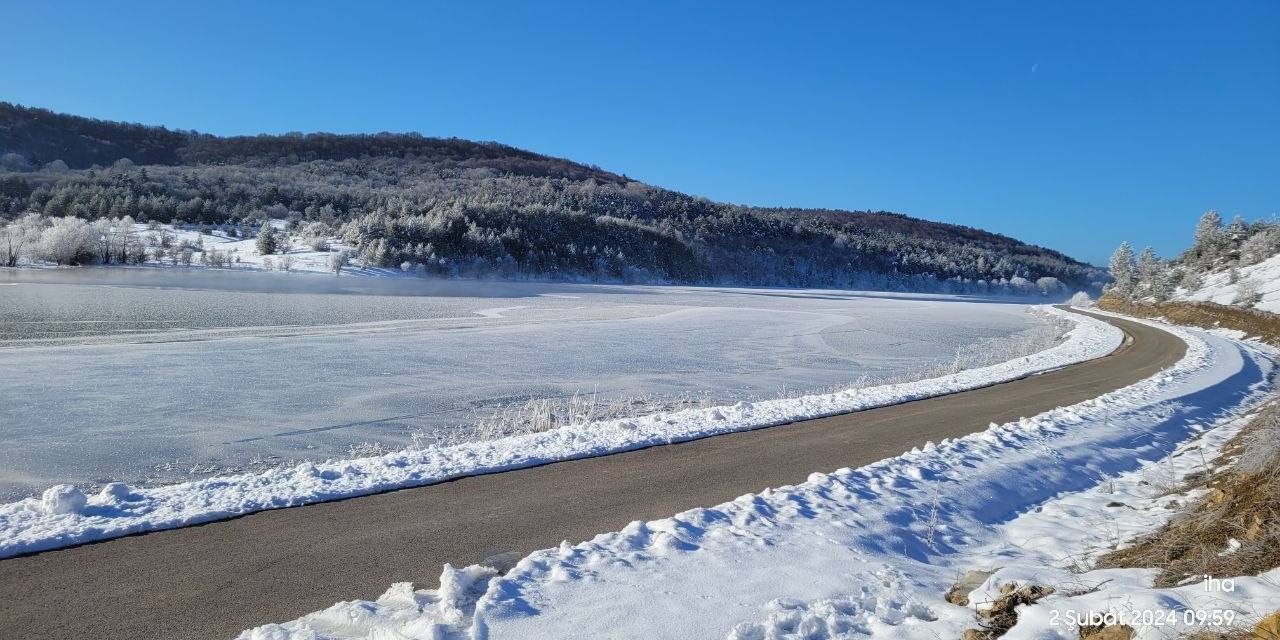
[1176,252,1280,313]
[239,314,1278,640]
[0,307,1119,558]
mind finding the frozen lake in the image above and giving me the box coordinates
[0,269,1050,498]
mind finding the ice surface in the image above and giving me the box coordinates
[0,271,1059,498]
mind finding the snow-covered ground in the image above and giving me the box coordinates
[0,273,1069,498]
[0,306,1117,558]
[1176,252,1280,313]
[238,314,1279,640]
[142,221,371,276]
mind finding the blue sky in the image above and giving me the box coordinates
[4,1,1277,265]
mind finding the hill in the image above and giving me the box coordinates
[1103,211,1280,312]
[0,102,1103,291]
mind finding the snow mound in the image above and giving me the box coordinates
[242,564,497,640]
[40,485,86,516]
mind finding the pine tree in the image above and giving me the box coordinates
[1224,215,1249,261]
[1136,246,1167,300]
[255,222,278,255]
[1108,241,1136,299]
[1192,210,1225,266]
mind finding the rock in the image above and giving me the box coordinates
[1079,624,1133,639]
[960,629,989,640]
[945,569,996,606]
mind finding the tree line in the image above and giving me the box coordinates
[1106,211,1280,306]
[1,102,1103,292]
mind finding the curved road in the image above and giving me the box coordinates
[0,310,1185,640]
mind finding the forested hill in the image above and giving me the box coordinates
[0,102,1103,292]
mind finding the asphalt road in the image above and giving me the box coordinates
[0,309,1185,640]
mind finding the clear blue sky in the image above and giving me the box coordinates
[5,1,1277,264]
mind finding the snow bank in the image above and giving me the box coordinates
[0,307,1119,558]
[241,315,1277,639]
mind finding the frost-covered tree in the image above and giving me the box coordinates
[1236,277,1262,307]
[1107,241,1136,299]
[255,222,278,255]
[0,152,30,171]
[1068,291,1093,307]
[1190,210,1225,268]
[1035,276,1061,296]
[1135,246,1170,301]
[1137,246,1159,281]
[1225,215,1250,259]
[300,221,332,251]
[1178,266,1203,291]
[39,216,94,265]
[329,249,349,276]
[0,214,42,266]
[1239,226,1280,266]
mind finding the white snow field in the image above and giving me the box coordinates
[0,270,1071,499]
[0,304,1117,558]
[238,315,1279,640]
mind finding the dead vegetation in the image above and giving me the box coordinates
[1096,297,1280,345]
[959,582,1056,639]
[1079,624,1134,639]
[1181,609,1280,639]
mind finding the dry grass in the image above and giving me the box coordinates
[1096,297,1280,345]
[960,583,1057,639]
[1180,631,1253,640]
